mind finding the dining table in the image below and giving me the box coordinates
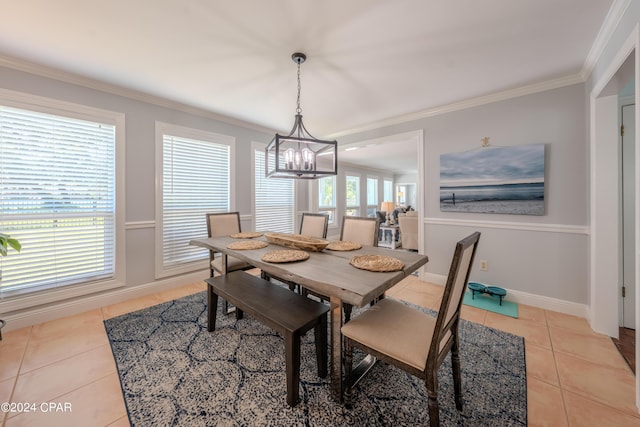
[189,234,429,402]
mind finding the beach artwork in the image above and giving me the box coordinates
[440,144,545,215]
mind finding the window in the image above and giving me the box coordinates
[318,175,336,224]
[253,144,295,233]
[366,177,378,217]
[0,95,123,298]
[383,179,393,203]
[345,174,361,216]
[156,122,235,277]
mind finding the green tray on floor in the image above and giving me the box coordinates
[463,291,518,318]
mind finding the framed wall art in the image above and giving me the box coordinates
[440,143,545,215]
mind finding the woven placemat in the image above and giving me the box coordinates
[261,249,309,263]
[227,240,268,250]
[326,241,362,251]
[349,255,404,272]
[230,231,263,239]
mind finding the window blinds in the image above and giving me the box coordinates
[254,148,294,233]
[0,105,116,293]
[162,134,230,269]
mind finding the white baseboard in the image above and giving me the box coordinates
[422,272,588,318]
[2,270,209,332]
[3,269,590,333]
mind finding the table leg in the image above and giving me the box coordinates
[329,295,343,402]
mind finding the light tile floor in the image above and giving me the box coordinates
[1,276,639,426]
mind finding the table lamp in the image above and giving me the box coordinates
[380,201,394,225]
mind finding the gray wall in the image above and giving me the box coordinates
[0,64,590,305]
[339,84,589,304]
[0,65,273,288]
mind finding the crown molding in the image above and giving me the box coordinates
[581,0,631,81]
[0,54,278,136]
[326,72,584,139]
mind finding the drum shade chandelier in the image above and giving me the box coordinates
[266,52,338,179]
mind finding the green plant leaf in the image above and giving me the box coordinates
[0,232,21,256]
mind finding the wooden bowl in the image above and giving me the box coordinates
[264,232,329,252]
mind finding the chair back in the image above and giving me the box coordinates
[429,232,481,364]
[207,212,241,238]
[340,216,380,247]
[300,213,329,238]
[398,214,419,251]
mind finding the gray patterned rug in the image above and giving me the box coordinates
[105,291,527,426]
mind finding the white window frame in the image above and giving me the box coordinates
[345,173,361,216]
[251,142,296,233]
[383,178,394,204]
[366,175,379,217]
[155,122,236,278]
[0,89,125,312]
[317,175,337,226]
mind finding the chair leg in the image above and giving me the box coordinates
[343,338,354,408]
[343,303,353,323]
[314,313,328,378]
[451,333,463,411]
[426,371,440,427]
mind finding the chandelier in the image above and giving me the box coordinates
[265,52,338,179]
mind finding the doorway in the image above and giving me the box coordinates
[591,32,639,408]
[616,101,636,373]
[621,102,636,329]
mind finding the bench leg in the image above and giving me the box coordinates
[207,285,219,332]
[284,331,301,407]
[315,313,328,378]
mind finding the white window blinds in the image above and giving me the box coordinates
[0,105,116,293]
[254,147,294,233]
[161,131,232,271]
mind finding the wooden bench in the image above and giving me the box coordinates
[205,270,330,407]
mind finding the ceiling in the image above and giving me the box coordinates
[0,1,617,173]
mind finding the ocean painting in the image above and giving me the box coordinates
[440,144,545,215]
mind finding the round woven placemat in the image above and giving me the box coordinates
[227,240,268,250]
[326,241,362,251]
[349,255,404,272]
[261,249,309,263]
[230,231,263,239]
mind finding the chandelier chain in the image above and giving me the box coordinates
[296,61,302,114]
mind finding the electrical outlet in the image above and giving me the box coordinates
[479,260,488,271]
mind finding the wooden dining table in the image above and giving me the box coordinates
[189,234,428,402]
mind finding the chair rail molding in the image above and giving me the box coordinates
[125,220,156,230]
[424,217,589,235]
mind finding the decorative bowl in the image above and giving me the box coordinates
[264,232,329,252]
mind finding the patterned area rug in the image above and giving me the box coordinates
[105,291,527,426]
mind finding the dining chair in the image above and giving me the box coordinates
[336,215,381,321]
[299,212,329,238]
[206,212,253,314]
[342,231,481,426]
[265,212,329,292]
[340,216,380,247]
